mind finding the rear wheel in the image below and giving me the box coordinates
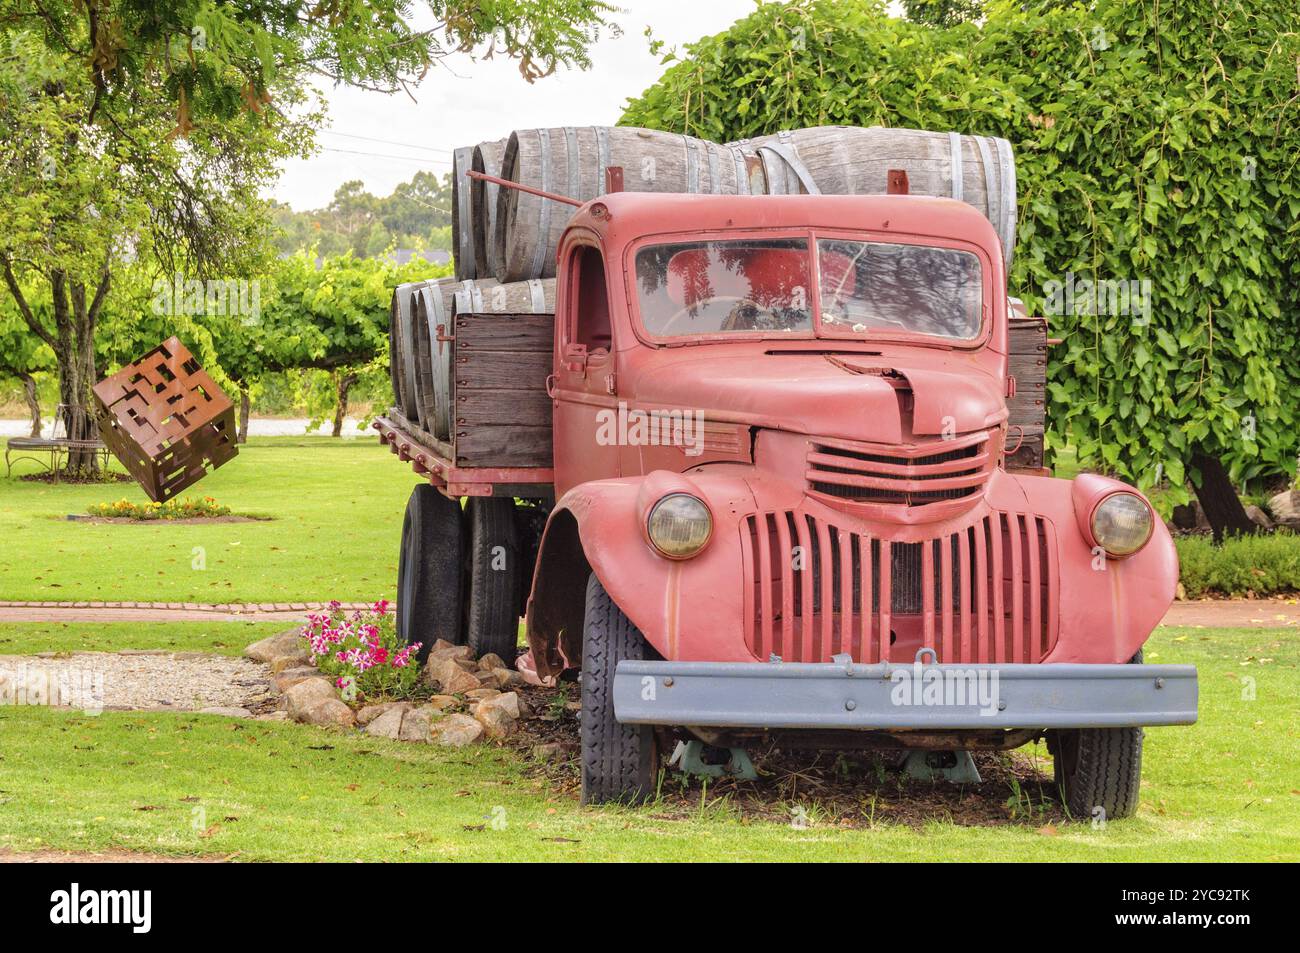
[580,575,657,806]
[465,497,522,661]
[1048,650,1144,821]
[397,485,465,660]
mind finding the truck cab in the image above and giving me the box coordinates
[526,191,1195,811]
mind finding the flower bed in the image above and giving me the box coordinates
[86,496,233,520]
[300,600,420,702]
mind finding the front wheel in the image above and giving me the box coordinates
[580,575,658,806]
[1048,650,1144,821]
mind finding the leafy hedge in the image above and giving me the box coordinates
[623,0,1300,504]
[1177,534,1300,598]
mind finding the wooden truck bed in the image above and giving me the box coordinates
[376,309,555,499]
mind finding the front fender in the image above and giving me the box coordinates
[525,469,759,677]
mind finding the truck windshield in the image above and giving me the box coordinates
[818,239,982,341]
[633,236,982,342]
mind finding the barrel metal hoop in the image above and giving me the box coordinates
[454,147,476,279]
[974,135,998,254]
[527,278,545,312]
[948,131,964,202]
[563,126,580,205]
[706,145,720,194]
[596,126,611,196]
[529,129,553,279]
[730,146,750,195]
[756,142,820,195]
[995,136,1018,268]
[684,135,700,194]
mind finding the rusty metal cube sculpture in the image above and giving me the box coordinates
[92,337,238,502]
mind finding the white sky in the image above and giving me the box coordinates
[271,0,762,211]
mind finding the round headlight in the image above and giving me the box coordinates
[647,493,712,559]
[1090,492,1153,557]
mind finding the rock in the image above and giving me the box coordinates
[364,705,407,739]
[426,694,459,712]
[1175,582,1187,601]
[493,667,525,689]
[1267,489,1300,527]
[273,666,318,693]
[256,711,289,721]
[429,713,484,747]
[196,706,251,718]
[281,677,337,715]
[474,671,503,690]
[1245,504,1274,530]
[425,658,481,695]
[465,688,501,702]
[429,641,473,663]
[270,652,311,674]
[400,705,445,742]
[296,697,355,728]
[245,629,304,663]
[472,692,522,739]
[476,653,507,672]
[357,702,408,727]
[532,742,562,760]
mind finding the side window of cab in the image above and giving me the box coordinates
[567,244,613,355]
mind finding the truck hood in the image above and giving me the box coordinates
[625,350,1007,444]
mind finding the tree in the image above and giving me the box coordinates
[0,0,617,473]
[622,0,1300,540]
[902,0,983,28]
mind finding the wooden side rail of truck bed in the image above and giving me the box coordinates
[374,411,554,499]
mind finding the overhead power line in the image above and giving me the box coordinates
[322,130,455,155]
[320,146,452,165]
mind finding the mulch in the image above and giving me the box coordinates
[506,684,1067,829]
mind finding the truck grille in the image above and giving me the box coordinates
[740,510,1058,664]
[806,432,992,506]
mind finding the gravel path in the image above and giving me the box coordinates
[0,652,274,713]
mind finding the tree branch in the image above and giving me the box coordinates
[0,257,56,349]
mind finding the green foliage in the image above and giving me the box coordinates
[1175,533,1300,598]
[903,0,985,28]
[622,0,1300,498]
[271,171,455,258]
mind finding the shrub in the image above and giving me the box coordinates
[87,496,232,520]
[1176,533,1300,598]
[300,601,420,702]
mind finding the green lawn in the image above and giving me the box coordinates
[0,625,1294,861]
[0,621,288,656]
[0,436,421,603]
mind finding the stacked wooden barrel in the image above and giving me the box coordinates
[392,123,1020,429]
[392,274,555,442]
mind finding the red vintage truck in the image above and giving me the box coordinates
[378,179,1197,818]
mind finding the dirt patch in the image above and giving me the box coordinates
[0,848,225,863]
[19,471,132,485]
[0,651,274,713]
[504,684,1066,829]
[64,514,271,525]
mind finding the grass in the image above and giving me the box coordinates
[0,621,288,657]
[0,436,422,603]
[0,625,1295,861]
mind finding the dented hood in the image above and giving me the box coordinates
[626,349,1007,444]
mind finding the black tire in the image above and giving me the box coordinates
[1049,650,1144,821]
[397,485,465,660]
[580,575,657,806]
[465,497,522,661]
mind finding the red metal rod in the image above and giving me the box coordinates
[465,169,584,208]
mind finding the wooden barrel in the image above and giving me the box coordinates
[492,126,750,282]
[471,139,507,280]
[445,278,556,438]
[410,278,458,436]
[732,126,1019,265]
[450,146,477,281]
[390,282,422,420]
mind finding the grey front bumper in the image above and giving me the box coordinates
[613,658,1198,730]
